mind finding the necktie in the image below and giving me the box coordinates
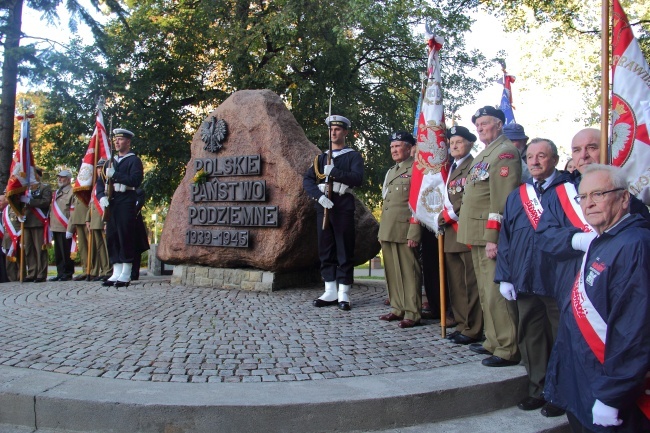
[535,180,545,197]
[450,162,457,173]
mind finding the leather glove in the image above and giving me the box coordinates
[338,184,349,195]
[572,232,598,252]
[106,167,116,178]
[99,197,110,210]
[19,196,30,204]
[318,184,326,193]
[323,164,334,176]
[65,232,73,239]
[17,215,26,223]
[318,195,334,209]
[592,399,622,427]
[499,281,517,301]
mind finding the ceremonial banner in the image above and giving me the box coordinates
[498,68,516,125]
[611,0,650,205]
[73,109,110,206]
[6,115,37,215]
[408,26,450,233]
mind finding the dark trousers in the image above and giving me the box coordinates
[421,228,441,317]
[106,194,136,265]
[52,231,74,278]
[316,208,355,284]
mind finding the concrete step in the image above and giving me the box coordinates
[0,362,570,433]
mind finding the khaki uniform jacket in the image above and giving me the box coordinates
[69,196,88,226]
[439,155,474,253]
[378,156,421,244]
[457,135,522,246]
[24,183,52,228]
[49,184,74,233]
[2,206,19,251]
[87,200,104,230]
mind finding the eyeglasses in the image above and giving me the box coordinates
[574,188,625,204]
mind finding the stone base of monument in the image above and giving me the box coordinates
[171,265,321,291]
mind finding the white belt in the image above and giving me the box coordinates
[318,182,350,195]
[113,183,135,192]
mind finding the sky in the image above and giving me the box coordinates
[20,4,588,165]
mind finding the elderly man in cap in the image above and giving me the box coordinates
[20,167,52,282]
[96,128,144,287]
[378,131,422,328]
[503,123,531,183]
[439,126,483,344]
[303,115,364,311]
[544,164,650,432]
[49,168,75,281]
[86,159,111,281]
[457,106,522,367]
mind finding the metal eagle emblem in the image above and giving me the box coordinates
[201,116,228,153]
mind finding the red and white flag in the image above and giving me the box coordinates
[408,26,450,233]
[73,109,110,206]
[611,0,650,205]
[6,114,38,216]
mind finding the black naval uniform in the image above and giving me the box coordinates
[303,148,364,284]
[96,153,144,265]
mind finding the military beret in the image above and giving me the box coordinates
[96,158,107,167]
[471,106,506,125]
[390,130,415,145]
[446,126,477,143]
[503,123,528,140]
[325,115,351,129]
[113,128,134,139]
[57,169,72,178]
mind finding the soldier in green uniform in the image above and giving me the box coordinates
[439,126,483,345]
[21,168,52,283]
[378,131,422,329]
[457,106,522,367]
[69,195,89,280]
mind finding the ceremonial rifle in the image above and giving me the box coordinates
[102,116,114,223]
[322,93,334,230]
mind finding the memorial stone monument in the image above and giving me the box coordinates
[157,90,380,291]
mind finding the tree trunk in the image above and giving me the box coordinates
[0,0,24,193]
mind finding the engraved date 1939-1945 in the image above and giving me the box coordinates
[185,229,249,248]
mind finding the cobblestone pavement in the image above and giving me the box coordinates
[0,279,483,383]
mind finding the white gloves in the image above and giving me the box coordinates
[572,232,598,252]
[499,281,517,301]
[99,197,110,210]
[323,164,334,176]
[106,167,115,178]
[17,215,26,223]
[338,184,349,195]
[318,195,334,209]
[65,232,73,239]
[318,184,326,193]
[592,399,622,427]
[19,196,30,204]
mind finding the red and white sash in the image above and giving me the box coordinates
[571,247,650,419]
[51,194,69,231]
[92,184,104,218]
[442,188,459,232]
[556,182,594,233]
[520,184,543,230]
[2,207,20,259]
[30,207,53,246]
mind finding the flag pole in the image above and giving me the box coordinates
[600,0,610,164]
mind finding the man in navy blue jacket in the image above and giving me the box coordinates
[544,164,650,433]
[496,138,569,417]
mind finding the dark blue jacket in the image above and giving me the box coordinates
[495,171,570,296]
[544,214,650,430]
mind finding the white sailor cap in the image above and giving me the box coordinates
[325,115,351,129]
[113,128,135,139]
[57,169,72,178]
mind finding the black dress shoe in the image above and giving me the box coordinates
[33,278,46,283]
[114,280,130,288]
[91,276,103,282]
[313,299,338,307]
[481,355,519,367]
[517,396,546,411]
[72,274,87,281]
[452,334,479,345]
[469,343,492,355]
[49,276,61,282]
[541,402,566,417]
[102,280,116,287]
[59,276,72,281]
[446,331,461,340]
[338,301,350,311]
[22,278,35,283]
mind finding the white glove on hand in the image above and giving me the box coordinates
[572,232,598,252]
[499,281,517,301]
[323,164,334,176]
[106,167,116,178]
[592,399,622,427]
[19,196,30,204]
[318,184,326,193]
[65,232,73,239]
[99,197,110,210]
[17,215,26,223]
[318,195,334,209]
[338,184,349,195]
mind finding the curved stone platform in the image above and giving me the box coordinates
[0,278,568,432]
